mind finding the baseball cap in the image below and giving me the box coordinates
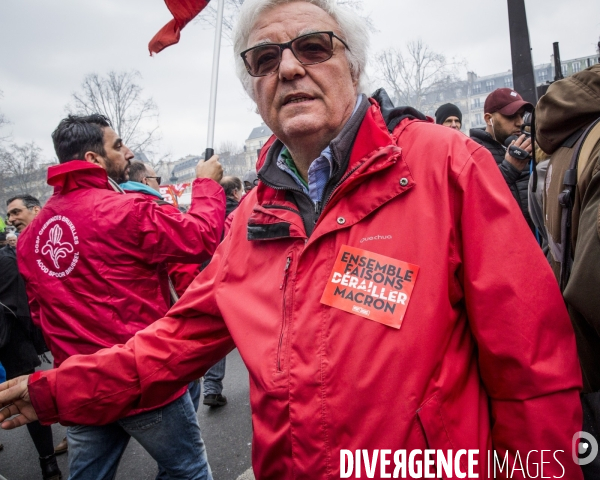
[484,88,533,116]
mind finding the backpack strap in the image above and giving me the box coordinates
[558,117,600,291]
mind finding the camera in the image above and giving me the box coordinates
[504,111,532,161]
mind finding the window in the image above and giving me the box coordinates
[538,70,548,82]
[485,80,495,92]
[472,83,481,94]
[475,113,483,125]
[472,98,481,109]
[437,92,444,102]
[573,62,581,73]
[562,64,568,77]
[456,89,463,98]
[504,77,513,87]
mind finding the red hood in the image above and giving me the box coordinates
[47,160,110,192]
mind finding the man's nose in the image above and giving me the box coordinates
[124,146,134,160]
[278,48,305,81]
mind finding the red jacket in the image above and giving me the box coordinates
[30,104,582,479]
[19,161,225,370]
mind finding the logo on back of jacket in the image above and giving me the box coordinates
[35,216,79,277]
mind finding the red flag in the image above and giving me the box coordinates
[149,0,210,55]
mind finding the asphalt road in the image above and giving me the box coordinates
[0,349,252,480]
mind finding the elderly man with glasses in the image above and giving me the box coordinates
[0,1,584,478]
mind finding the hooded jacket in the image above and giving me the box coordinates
[29,100,582,479]
[18,161,225,371]
[470,127,534,231]
[536,64,600,393]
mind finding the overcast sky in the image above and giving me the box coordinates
[0,0,598,164]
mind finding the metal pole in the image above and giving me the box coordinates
[205,0,225,160]
[553,42,564,81]
[507,0,538,104]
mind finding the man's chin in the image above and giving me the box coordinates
[278,116,327,142]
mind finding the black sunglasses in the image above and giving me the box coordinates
[241,31,350,78]
[145,176,162,185]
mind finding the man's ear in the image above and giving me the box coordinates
[484,113,493,126]
[32,206,41,216]
[85,151,105,167]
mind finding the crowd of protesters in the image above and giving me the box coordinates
[1,0,600,479]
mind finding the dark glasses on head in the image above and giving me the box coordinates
[241,31,350,78]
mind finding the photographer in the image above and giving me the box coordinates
[470,88,534,231]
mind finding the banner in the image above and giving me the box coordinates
[159,183,191,207]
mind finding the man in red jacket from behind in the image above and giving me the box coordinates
[5,114,225,480]
[0,2,587,479]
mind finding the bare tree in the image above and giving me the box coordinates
[67,71,160,157]
[376,40,464,112]
[196,0,369,40]
[217,139,243,155]
[0,141,53,212]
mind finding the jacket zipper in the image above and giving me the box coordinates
[277,255,292,372]
[319,162,364,219]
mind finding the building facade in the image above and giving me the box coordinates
[417,53,599,132]
[244,124,273,169]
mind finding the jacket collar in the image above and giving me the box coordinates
[469,127,503,149]
[47,161,110,193]
[248,96,421,242]
[120,180,163,199]
[257,94,370,201]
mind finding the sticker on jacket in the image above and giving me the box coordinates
[35,216,80,278]
[320,245,419,329]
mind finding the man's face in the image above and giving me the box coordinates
[6,199,41,232]
[143,166,161,193]
[248,2,358,149]
[233,185,244,202]
[489,107,527,145]
[7,237,17,247]
[443,116,461,131]
[98,127,134,183]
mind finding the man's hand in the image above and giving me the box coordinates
[0,375,38,429]
[505,134,532,171]
[196,155,223,182]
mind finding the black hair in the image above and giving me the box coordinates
[128,161,149,183]
[220,176,243,199]
[7,194,41,209]
[51,114,112,164]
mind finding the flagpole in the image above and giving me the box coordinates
[205,0,225,160]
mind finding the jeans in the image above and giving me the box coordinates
[203,357,226,396]
[188,379,201,411]
[66,390,212,480]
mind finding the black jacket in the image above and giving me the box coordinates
[0,252,42,378]
[225,197,239,218]
[470,127,533,231]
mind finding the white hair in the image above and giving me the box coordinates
[6,233,17,240]
[233,0,370,100]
